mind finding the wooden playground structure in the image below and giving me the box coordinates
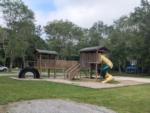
[19,46,106,80]
[19,49,80,79]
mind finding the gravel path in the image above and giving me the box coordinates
[1,99,116,113]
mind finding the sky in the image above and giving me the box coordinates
[0,0,145,28]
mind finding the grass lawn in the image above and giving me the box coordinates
[112,72,150,78]
[0,76,150,113]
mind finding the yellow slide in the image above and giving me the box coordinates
[99,53,113,83]
[101,73,113,83]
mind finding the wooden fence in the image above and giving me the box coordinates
[32,59,78,70]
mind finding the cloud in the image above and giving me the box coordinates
[0,12,6,27]
[33,0,140,28]
[32,0,142,28]
[0,0,143,28]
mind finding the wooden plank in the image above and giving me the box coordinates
[48,69,50,78]
[39,54,42,74]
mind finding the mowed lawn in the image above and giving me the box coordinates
[0,76,150,113]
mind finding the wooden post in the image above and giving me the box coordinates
[39,54,42,75]
[90,64,92,78]
[54,68,56,78]
[48,56,50,78]
[79,69,81,79]
[54,58,56,78]
[63,69,65,79]
[95,50,99,79]
[48,69,50,78]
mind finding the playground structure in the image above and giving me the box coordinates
[80,46,104,78]
[19,46,110,81]
[19,49,80,79]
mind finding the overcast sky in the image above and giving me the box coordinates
[0,0,146,28]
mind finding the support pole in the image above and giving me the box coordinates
[48,69,50,78]
[54,68,56,78]
[39,54,42,75]
[95,50,99,79]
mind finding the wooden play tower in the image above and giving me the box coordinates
[19,49,80,80]
[80,46,108,78]
[19,46,108,80]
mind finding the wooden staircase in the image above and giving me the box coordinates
[65,63,80,80]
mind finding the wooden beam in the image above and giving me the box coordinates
[39,54,42,74]
[48,69,50,78]
[54,68,56,78]
[95,50,99,79]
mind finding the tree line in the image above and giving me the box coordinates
[0,0,150,73]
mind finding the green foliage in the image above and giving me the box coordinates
[44,20,110,59]
[89,21,108,46]
[45,20,85,58]
[0,27,8,65]
[0,0,48,68]
[0,0,35,69]
[0,0,34,27]
[107,0,150,72]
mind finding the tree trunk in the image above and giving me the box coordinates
[9,57,13,72]
[123,60,126,72]
[141,61,144,73]
[118,60,122,73]
[22,56,25,68]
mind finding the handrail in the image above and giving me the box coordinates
[68,64,80,73]
[67,64,80,79]
[70,69,80,80]
[65,63,79,73]
[69,66,80,80]
[65,64,77,78]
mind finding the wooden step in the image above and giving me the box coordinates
[67,64,80,80]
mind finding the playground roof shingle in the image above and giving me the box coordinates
[80,46,109,52]
[36,49,58,55]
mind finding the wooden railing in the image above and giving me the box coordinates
[35,59,78,69]
[26,59,80,79]
[55,60,78,69]
[36,59,56,68]
[65,63,80,80]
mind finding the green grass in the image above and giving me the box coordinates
[0,71,16,74]
[112,72,150,78]
[0,76,150,113]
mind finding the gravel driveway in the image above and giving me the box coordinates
[1,99,116,113]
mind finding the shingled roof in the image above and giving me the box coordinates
[80,46,109,52]
[35,49,58,55]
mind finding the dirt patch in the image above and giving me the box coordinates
[0,105,8,113]
[11,76,150,89]
[1,99,116,113]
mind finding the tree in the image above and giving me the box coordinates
[107,16,140,72]
[1,0,35,70]
[129,0,150,72]
[45,20,85,59]
[89,21,108,46]
[0,26,8,65]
